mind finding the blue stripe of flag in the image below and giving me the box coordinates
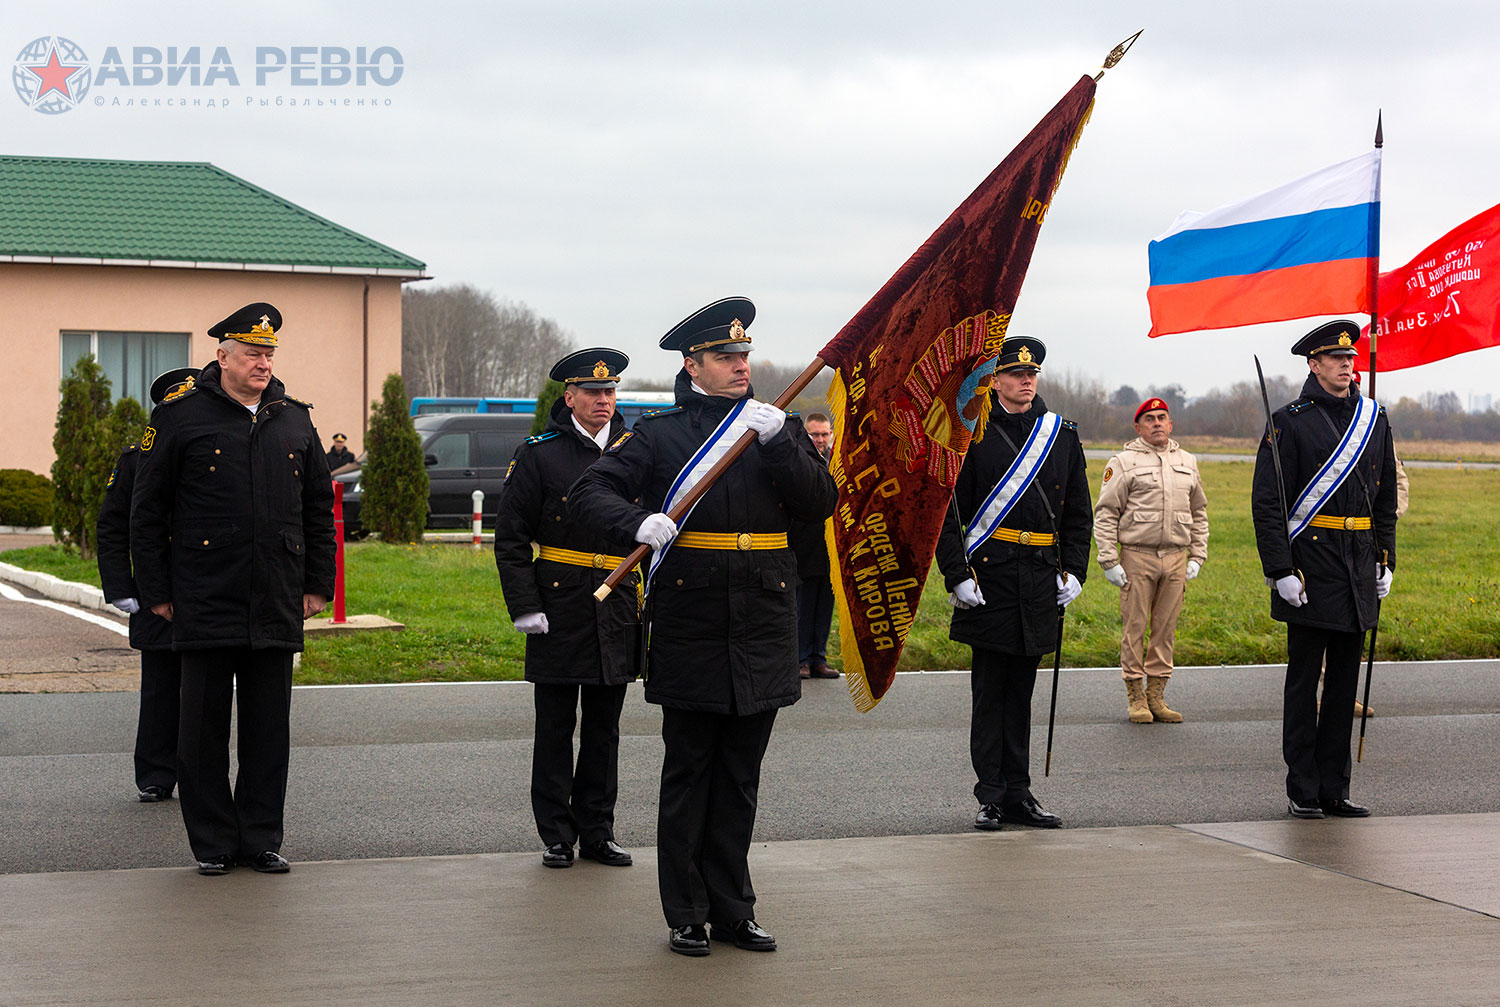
[1148,204,1378,287]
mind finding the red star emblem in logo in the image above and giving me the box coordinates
[27,46,83,101]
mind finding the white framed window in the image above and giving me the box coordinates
[60,330,191,406]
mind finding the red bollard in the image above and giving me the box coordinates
[471,489,485,550]
[332,480,347,624]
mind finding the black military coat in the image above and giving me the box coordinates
[326,446,357,470]
[96,445,172,651]
[493,400,639,686]
[935,393,1092,657]
[788,444,832,581]
[568,371,838,715]
[1252,375,1397,633]
[131,362,337,651]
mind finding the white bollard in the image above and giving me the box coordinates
[472,489,485,549]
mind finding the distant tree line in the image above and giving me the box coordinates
[402,284,574,400]
[1041,370,1500,444]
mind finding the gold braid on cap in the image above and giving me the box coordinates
[224,316,278,347]
[687,318,751,354]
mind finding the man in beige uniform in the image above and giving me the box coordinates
[1093,397,1208,723]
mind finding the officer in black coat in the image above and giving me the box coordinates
[1252,320,1397,820]
[326,433,356,471]
[494,348,640,870]
[131,303,336,875]
[934,337,1092,831]
[96,366,199,802]
[569,298,837,957]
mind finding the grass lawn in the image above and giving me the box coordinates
[4,462,1497,683]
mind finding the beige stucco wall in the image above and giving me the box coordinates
[0,263,406,476]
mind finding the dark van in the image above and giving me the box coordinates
[335,413,535,536]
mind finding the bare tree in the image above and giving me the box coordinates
[402,285,574,399]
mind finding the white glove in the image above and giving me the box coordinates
[745,402,786,444]
[1103,565,1128,588]
[111,597,140,615]
[1056,572,1083,607]
[948,578,985,609]
[634,513,678,550]
[1186,560,1201,581]
[514,612,549,634]
[1375,567,1392,600]
[1275,574,1307,608]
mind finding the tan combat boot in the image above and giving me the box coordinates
[1125,679,1153,723]
[1145,677,1183,723]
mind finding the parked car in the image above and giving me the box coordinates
[335,413,536,537]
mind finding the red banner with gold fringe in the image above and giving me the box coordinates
[819,74,1098,712]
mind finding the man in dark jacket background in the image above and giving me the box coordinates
[132,302,336,876]
[494,348,639,870]
[569,297,837,957]
[790,411,838,680]
[96,366,199,803]
[1252,320,1396,820]
[935,336,1091,832]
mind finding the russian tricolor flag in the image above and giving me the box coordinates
[1146,151,1381,337]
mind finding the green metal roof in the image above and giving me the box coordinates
[0,155,425,274]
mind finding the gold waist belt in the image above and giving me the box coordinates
[674,531,789,551]
[1308,515,1371,531]
[990,528,1056,546]
[537,546,631,570]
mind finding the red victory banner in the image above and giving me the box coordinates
[820,74,1098,712]
[1357,202,1500,372]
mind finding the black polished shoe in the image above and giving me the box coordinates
[195,854,234,876]
[712,919,776,952]
[669,924,710,957]
[138,785,172,803]
[245,851,290,873]
[1000,796,1062,829]
[542,842,575,868]
[579,838,633,866]
[1320,798,1370,818]
[1287,799,1326,819]
[974,804,1004,831]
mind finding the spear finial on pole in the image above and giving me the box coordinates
[1095,29,1144,80]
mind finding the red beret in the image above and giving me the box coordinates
[1135,398,1169,422]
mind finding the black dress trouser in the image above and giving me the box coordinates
[177,648,294,861]
[134,649,181,792]
[531,682,628,847]
[1284,622,1364,804]
[969,648,1042,807]
[657,706,778,928]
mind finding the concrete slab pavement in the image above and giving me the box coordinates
[4,818,1499,1006]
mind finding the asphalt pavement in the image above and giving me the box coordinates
[4,659,1499,874]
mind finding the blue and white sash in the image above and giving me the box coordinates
[1286,395,1378,542]
[644,397,756,593]
[963,412,1061,560]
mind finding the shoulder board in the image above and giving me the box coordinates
[638,406,683,420]
[525,431,559,445]
[122,443,140,455]
[1286,399,1313,413]
[159,385,198,405]
[1377,404,1387,416]
[284,394,313,409]
[1061,419,1078,431]
[786,410,801,418]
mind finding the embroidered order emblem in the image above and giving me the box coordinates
[140,426,156,452]
[1103,465,1113,484]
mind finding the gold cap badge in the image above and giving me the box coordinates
[1338,332,1352,347]
[1017,345,1033,364]
[593,360,611,379]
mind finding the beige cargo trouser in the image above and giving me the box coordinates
[1118,546,1188,681]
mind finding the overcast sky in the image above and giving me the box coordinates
[8,1,1500,406]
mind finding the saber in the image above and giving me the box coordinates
[1357,551,1386,762]
[1044,599,1065,777]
